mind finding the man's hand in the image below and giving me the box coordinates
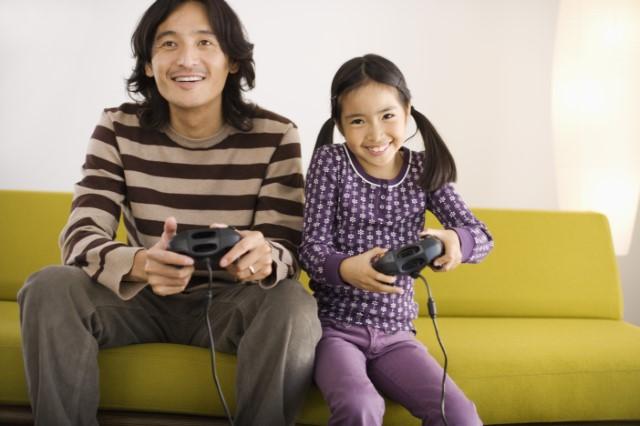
[339,248,403,295]
[140,217,195,296]
[215,224,272,282]
[419,228,462,272]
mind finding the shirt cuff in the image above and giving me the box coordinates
[323,253,350,286]
[258,240,298,289]
[451,227,475,263]
[103,246,148,300]
[258,260,281,289]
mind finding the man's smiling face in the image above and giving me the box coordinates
[145,1,237,117]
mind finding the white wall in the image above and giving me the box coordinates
[0,0,638,324]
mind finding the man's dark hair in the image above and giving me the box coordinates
[127,0,256,131]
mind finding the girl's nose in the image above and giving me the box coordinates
[367,121,384,142]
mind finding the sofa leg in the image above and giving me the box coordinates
[0,405,33,425]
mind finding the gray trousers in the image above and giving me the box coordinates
[17,265,322,426]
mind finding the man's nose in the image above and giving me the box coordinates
[176,45,199,67]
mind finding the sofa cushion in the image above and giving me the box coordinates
[0,298,420,425]
[4,297,639,425]
[414,316,640,424]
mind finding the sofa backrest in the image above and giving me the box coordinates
[0,190,125,301]
[0,191,623,321]
[415,209,622,320]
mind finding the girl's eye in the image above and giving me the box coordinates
[350,118,364,125]
[383,113,395,120]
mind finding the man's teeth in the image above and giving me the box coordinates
[174,76,204,82]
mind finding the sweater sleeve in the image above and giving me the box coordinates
[299,146,350,287]
[59,110,145,299]
[426,183,494,263]
[252,125,305,288]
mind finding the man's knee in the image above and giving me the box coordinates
[18,265,91,313]
[262,279,322,344]
[264,279,319,321]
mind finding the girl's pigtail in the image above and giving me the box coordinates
[314,118,336,152]
[411,106,457,192]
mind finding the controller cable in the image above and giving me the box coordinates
[204,258,235,426]
[417,273,449,426]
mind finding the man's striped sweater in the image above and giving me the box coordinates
[60,102,304,299]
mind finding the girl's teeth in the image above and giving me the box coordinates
[369,144,388,152]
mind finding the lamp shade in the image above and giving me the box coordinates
[552,0,640,255]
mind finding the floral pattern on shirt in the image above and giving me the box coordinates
[300,144,493,332]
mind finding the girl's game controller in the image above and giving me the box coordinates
[373,236,444,278]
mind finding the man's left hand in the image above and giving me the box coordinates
[214,224,272,282]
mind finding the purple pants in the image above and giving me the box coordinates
[314,321,482,426]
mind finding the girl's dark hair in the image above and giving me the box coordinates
[127,0,256,131]
[315,53,456,191]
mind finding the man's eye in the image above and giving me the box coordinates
[161,40,176,48]
[199,39,213,46]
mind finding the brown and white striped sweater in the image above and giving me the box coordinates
[60,103,304,300]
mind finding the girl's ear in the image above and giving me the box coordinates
[229,61,239,74]
[145,63,154,78]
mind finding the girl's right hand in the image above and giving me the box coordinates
[339,248,404,295]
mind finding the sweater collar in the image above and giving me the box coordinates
[341,144,411,188]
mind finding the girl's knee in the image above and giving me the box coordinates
[434,392,482,426]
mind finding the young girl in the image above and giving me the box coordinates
[299,54,494,426]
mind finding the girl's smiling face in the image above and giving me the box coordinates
[338,81,410,180]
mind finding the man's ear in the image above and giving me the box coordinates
[145,63,154,78]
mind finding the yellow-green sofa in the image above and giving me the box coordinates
[1,189,639,425]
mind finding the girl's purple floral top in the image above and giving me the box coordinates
[300,144,493,332]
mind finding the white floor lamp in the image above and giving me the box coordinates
[552,0,640,256]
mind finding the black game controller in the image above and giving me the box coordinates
[373,236,444,278]
[168,227,241,268]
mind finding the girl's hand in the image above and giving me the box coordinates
[419,228,462,272]
[339,247,404,295]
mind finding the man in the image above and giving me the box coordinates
[17,1,321,425]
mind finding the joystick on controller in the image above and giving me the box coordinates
[373,236,444,278]
[168,227,241,268]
